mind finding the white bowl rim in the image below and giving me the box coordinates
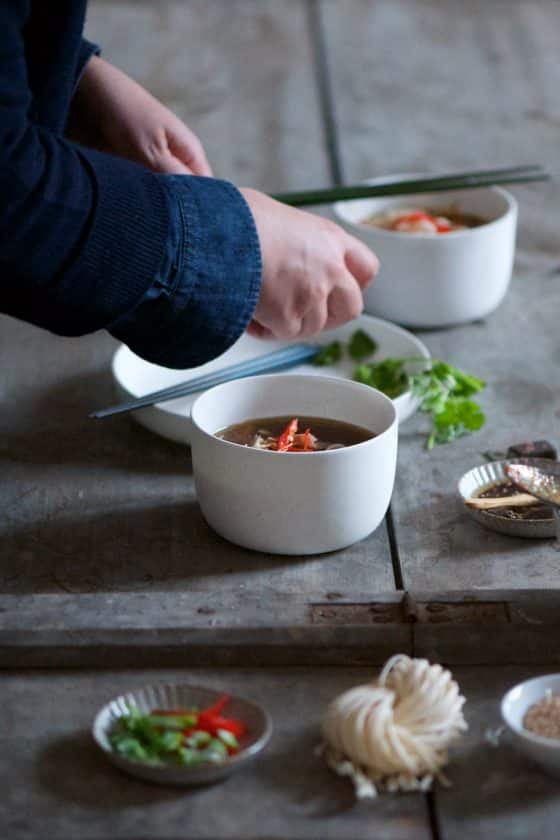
[92,682,274,770]
[333,174,518,242]
[501,674,560,749]
[111,314,431,422]
[190,372,398,458]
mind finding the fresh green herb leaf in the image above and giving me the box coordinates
[409,363,486,449]
[354,359,409,399]
[352,355,486,449]
[313,341,342,366]
[348,329,378,360]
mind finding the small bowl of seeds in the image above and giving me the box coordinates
[501,674,560,777]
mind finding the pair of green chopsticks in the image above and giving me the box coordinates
[91,163,549,420]
[272,163,549,207]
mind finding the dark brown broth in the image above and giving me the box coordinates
[216,415,374,451]
[477,480,553,521]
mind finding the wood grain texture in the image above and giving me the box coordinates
[0,0,394,633]
[0,313,394,624]
[84,0,331,192]
[439,665,560,840]
[322,0,560,589]
[0,667,431,840]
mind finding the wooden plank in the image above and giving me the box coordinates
[4,589,560,668]
[0,312,394,626]
[321,0,560,590]
[0,1,395,642]
[84,0,331,192]
[437,665,560,839]
[0,667,431,840]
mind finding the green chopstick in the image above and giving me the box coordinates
[271,165,550,207]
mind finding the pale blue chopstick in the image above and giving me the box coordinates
[89,343,320,419]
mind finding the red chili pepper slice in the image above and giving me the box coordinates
[199,694,231,718]
[276,418,298,451]
[196,716,246,738]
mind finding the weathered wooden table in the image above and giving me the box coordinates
[3,1,560,837]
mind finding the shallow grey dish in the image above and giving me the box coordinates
[458,459,555,539]
[93,683,272,786]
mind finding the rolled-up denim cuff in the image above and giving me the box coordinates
[110,176,262,370]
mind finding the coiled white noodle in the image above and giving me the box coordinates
[321,655,467,798]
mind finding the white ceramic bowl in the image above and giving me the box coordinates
[110,315,429,446]
[190,374,398,555]
[502,674,560,778]
[334,175,518,328]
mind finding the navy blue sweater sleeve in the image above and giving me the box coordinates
[0,1,262,369]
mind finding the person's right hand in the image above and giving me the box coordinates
[240,189,379,340]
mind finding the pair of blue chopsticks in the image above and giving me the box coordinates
[89,343,320,419]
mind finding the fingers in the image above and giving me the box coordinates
[300,297,329,338]
[168,129,213,176]
[343,235,380,290]
[325,273,364,330]
[151,151,192,175]
[246,320,276,340]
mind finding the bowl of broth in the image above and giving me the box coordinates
[190,374,398,555]
[333,174,517,328]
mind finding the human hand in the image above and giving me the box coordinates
[240,188,379,340]
[69,56,212,175]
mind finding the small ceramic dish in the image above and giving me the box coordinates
[111,314,430,445]
[190,373,398,555]
[93,683,272,787]
[334,174,517,328]
[502,674,560,778]
[458,459,555,539]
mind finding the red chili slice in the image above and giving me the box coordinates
[276,418,299,451]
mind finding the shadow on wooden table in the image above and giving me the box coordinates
[36,731,207,808]
[443,737,560,819]
[1,370,191,476]
[2,501,318,594]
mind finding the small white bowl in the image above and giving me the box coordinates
[334,174,518,328]
[502,674,560,778]
[190,374,398,555]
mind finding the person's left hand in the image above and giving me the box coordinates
[68,56,212,176]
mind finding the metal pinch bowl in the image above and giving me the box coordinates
[506,462,560,540]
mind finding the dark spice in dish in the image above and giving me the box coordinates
[476,480,553,521]
[217,416,373,452]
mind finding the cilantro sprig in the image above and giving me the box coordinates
[313,332,486,449]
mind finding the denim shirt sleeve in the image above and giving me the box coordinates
[108,176,262,369]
